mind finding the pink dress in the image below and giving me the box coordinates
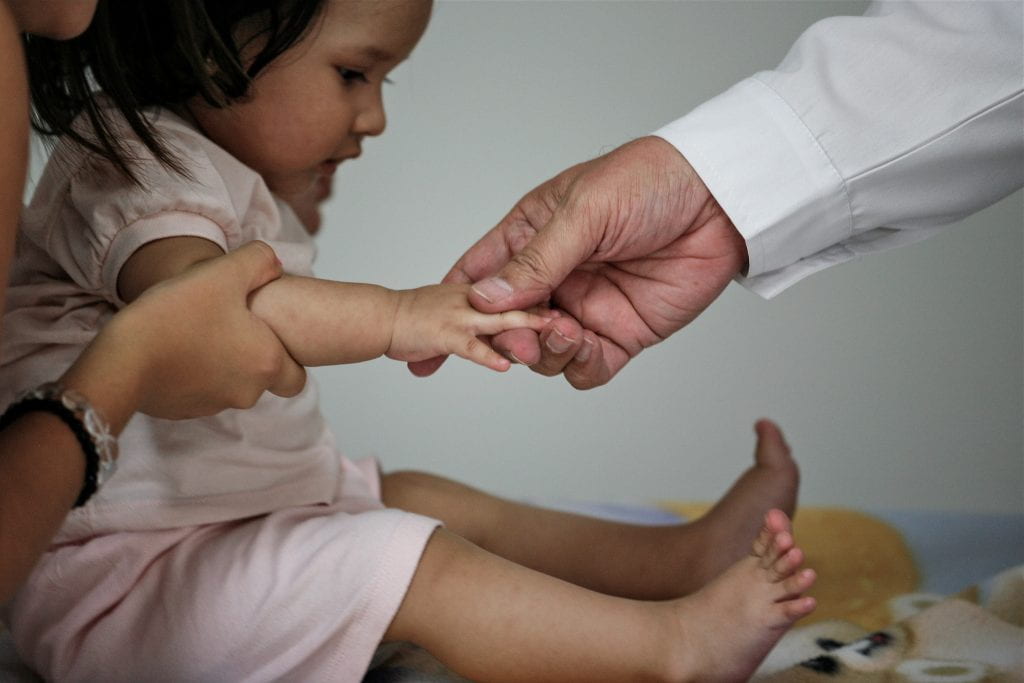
[0,109,439,682]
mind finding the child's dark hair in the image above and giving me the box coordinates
[24,0,326,184]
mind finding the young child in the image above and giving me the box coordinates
[2,1,816,680]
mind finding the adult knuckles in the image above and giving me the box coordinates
[506,247,557,293]
[230,383,265,410]
[531,362,566,378]
[565,368,604,390]
[239,240,278,269]
[272,362,307,398]
[564,354,615,390]
[253,346,288,387]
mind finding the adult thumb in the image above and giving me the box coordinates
[468,209,594,313]
[230,240,284,294]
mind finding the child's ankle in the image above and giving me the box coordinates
[655,601,699,683]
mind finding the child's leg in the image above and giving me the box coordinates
[384,509,816,683]
[382,419,798,599]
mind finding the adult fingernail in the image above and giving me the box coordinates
[545,329,574,354]
[472,277,513,304]
[574,337,595,362]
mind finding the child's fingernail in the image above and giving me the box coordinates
[508,352,531,366]
[574,337,595,362]
[545,329,574,354]
[472,277,513,304]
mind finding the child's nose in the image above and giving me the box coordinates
[354,88,386,137]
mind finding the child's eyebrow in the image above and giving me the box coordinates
[355,46,395,63]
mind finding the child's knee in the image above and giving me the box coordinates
[380,469,438,507]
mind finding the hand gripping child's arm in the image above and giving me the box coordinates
[119,236,550,372]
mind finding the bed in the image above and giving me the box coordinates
[3,502,1022,681]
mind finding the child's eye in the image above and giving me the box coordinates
[338,68,368,84]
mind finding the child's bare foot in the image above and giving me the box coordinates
[680,419,799,590]
[670,509,817,682]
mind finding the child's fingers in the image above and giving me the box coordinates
[476,310,551,335]
[454,335,513,372]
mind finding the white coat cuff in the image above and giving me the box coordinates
[653,77,853,291]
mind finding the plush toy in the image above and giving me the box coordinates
[752,563,1024,680]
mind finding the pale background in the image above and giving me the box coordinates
[311,0,1023,513]
[29,0,1024,513]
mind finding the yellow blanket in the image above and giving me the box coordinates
[661,504,1024,681]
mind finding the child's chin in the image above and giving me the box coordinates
[299,209,322,235]
[306,214,322,235]
[314,174,334,202]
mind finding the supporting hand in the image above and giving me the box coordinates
[65,241,306,425]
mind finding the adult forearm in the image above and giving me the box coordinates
[0,328,144,603]
[0,414,86,602]
[249,275,400,366]
[0,239,299,601]
[0,1,110,603]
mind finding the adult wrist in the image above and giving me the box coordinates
[58,310,148,434]
[653,78,851,279]
[722,218,750,277]
[0,382,118,506]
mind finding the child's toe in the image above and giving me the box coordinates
[769,547,803,581]
[779,568,816,599]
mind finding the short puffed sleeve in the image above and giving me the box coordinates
[21,111,250,307]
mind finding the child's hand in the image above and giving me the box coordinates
[387,284,551,372]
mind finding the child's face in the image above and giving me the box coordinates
[191,0,432,202]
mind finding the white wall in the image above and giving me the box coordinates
[310,0,1023,514]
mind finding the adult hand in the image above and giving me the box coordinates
[64,241,306,425]
[408,136,748,389]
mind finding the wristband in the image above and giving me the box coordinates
[0,382,118,507]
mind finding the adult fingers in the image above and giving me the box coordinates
[488,328,542,367]
[226,240,284,294]
[529,317,584,377]
[407,356,446,377]
[563,331,618,390]
[267,351,307,398]
[228,241,305,397]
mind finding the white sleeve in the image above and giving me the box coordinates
[653,0,1024,298]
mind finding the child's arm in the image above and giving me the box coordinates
[119,236,549,372]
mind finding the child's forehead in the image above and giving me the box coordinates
[315,0,432,55]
